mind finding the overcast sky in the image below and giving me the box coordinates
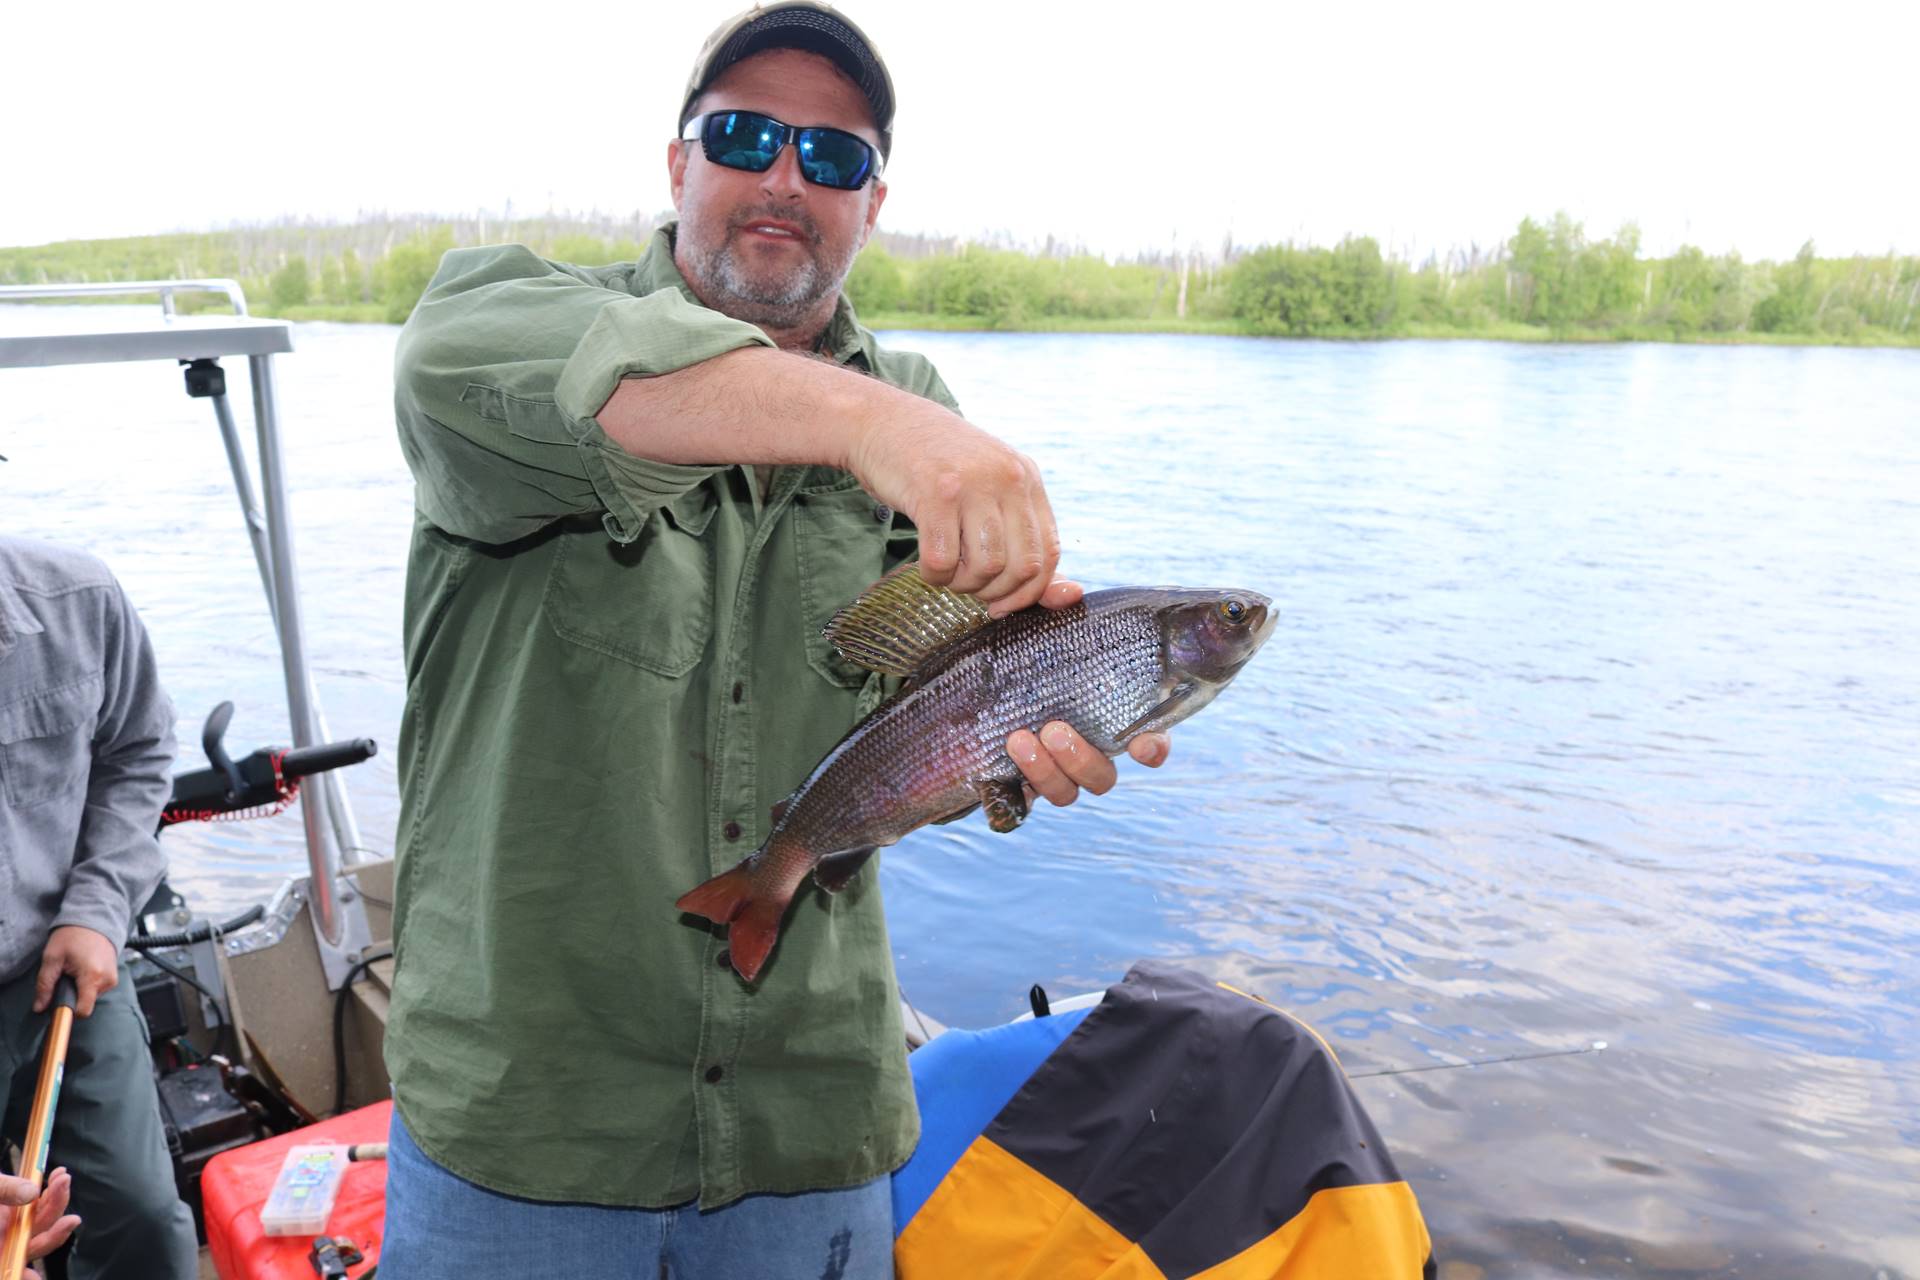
[6,0,1915,261]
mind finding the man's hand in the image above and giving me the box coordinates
[1004,581,1170,802]
[844,411,1060,617]
[35,926,118,1017]
[1008,722,1172,809]
[1,1168,81,1280]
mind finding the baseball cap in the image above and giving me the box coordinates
[680,3,896,158]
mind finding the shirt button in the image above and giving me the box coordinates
[872,502,891,523]
[704,1065,725,1084]
[716,949,731,969]
[731,681,744,704]
[723,820,743,840]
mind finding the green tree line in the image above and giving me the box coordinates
[2,212,1914,345]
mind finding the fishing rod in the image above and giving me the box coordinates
[1349,1039,1609,1079]
[1,977,76,1280]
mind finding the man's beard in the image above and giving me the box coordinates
[680,206,855,330]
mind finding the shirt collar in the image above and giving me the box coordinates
[640,223,876,370]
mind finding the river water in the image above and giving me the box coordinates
[3,306,1916,1277]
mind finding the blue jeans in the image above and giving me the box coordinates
[379,1109,895,1280]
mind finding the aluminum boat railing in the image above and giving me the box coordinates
[0,280,373,980]
[0,277,252,316]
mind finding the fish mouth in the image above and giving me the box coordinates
[1226,593,1277,656]
[1249,600,1277,646]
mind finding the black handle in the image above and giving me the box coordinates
[53,975,77,1013]
[279,738,378,780]
[201,701,243,802]
[164,711,378,827]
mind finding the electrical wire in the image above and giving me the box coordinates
[139,947,231,1038]
[333,949,394,1117]
[127,904,265,950]
[341,867,393,910]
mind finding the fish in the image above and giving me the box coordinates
[675,563,1275,981]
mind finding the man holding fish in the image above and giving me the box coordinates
[381,5,1266,1276]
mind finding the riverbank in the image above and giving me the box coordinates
[244,301,1920,348]
[11,293,1916,348]
[6,212,1915,348]
[855,313,1920,347]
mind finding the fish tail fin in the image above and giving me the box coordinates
[675,853,791,982]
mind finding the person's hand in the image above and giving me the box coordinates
[1,1167,82,1279]
[35,926,118,1017]
[845,410,1060,617]
[1007,722,1172,809]
[1033,578,1086,612]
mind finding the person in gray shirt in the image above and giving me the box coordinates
[0,536,196,1280]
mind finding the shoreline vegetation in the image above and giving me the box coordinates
[2,212,1915,348]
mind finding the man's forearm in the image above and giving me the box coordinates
[596,343,1063,612]
[593,345,943,469]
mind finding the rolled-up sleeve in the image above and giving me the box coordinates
[53,584,173,946]
[394,245,776,546]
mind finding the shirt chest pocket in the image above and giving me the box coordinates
[793,483,898,690]
[0,676,101,808]
[543,498,716,678]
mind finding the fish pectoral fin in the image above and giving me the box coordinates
[972,777,1030,834]
[822,560,992,676]
[812,846,878,894]
[1114,682,1200,743]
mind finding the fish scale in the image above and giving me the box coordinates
[676,577,1274,982]
[784,596,1170,860]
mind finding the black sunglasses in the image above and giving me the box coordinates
[682,110,880,191]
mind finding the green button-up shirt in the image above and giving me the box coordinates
[387,226,956,1208]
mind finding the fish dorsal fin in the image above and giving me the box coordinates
[823,561,991,676]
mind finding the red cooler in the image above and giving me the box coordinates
[202,1099,391,1279]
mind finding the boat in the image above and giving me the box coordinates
[2,280,397,1278]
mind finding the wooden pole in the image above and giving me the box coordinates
[0,978,76,1280]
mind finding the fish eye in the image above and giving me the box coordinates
[1218,599,1247,625]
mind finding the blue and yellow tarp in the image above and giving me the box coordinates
[894,961,1435,1279]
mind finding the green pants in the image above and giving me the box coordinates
[2,962,197,1280]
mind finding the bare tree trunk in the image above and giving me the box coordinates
[1176,252,1189,319]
